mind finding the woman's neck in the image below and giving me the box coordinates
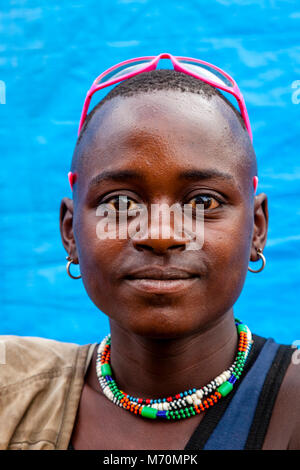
[103,311,238,398]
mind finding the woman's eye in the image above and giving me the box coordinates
[187,194,222,211]
[104,195,139,212]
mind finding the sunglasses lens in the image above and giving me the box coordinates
[97,60,152,85]
[177,59,233,88]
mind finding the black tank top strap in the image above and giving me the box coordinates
[244,342,294,450]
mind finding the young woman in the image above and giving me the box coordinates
[1,54,299,450]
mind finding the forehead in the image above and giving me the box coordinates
[75,91,252,195]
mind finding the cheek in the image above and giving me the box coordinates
[74,210,125,301]
[80,238,127,315]
[204,217,251,302]
[79,238,122,281]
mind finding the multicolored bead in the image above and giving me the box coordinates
[95,319,252,421]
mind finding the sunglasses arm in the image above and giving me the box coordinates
[78,87,97,136]
[235,93,253,143]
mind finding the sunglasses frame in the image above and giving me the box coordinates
[78,52,252,142]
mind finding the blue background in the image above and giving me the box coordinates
[1,0,299,345]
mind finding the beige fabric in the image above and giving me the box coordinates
[0,335,96,450]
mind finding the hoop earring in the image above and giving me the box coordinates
[66,256,82,279]
[248,248,266,273]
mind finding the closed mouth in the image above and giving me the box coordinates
[123,266,200,294]
[124,267,199,281]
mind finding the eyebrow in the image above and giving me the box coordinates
[88,170,145,190]
[180,169,234,182]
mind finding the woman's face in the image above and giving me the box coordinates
[60,90,267,339]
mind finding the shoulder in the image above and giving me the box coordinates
[0,335,86,386]
[0,335,95,449]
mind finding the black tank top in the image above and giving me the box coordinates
[68,334,293,450]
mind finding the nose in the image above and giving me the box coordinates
[131,207,191,254]
[133,234,188,254]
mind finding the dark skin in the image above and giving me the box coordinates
[60,90,300,450]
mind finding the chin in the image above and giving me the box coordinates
[102,295,211,339]
[124,313,200,340]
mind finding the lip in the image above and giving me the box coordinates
[124,277,199,294]
[123,266,201,294]
[124,266,199,280]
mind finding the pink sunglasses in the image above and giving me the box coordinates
[78,52,253,142]
[70,53,258,193]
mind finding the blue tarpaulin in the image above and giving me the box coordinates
[1,0,299,345]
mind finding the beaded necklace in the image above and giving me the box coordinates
[96,319,252,421]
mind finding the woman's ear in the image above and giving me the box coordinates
[250,192,269,261]
[59,197,78,261]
